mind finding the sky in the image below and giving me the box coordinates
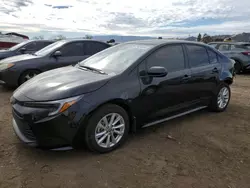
[0,0,250,39]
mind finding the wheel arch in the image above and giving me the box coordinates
[92,99,136,133]
[18,68,42,85]
[72,98,137,148]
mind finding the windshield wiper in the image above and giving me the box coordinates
[78,64,107,74]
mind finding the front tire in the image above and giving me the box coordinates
[84,104,129,153]
[19,70,40,85]
[209,83,231,112]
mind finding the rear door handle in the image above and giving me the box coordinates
[182,75,191,80]
[212,68,219,73]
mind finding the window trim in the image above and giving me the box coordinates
[143,43,187,73]
[184,43,210,68]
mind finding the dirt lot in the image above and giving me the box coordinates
[0,75,250,188]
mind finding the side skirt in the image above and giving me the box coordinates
[142,106,207,128]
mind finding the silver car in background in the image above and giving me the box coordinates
[208,42,250,74]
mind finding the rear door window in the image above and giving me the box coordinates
[146,44,185,72]
[186,44,210,67]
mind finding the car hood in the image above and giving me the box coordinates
[13,66,114,101]
[0,50,12,59]
[0,54,39,64]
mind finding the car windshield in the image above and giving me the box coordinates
[34,40,66,56]
[8,40,30,51]
[78,43,153,74]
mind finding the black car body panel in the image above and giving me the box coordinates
[11,40,234,149]
[0,39,111,86]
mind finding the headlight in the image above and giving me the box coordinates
[0,63,14,71]
[22,95,82,116]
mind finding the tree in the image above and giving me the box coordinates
[85,35,93,39]
[54,35,66,40]
[32,35,44,40]
[202,34,213,43]
[197,33,202,42]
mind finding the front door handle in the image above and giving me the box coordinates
[212,68,219,73]
[182,75,191,80]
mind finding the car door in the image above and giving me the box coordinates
[185,44,221,103]
[50,42,89,69]
[136,44,193,124]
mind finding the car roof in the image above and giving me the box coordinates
[124,39,207,47]
[208,41,248,45]
[27,39,55,42]
[58,39,111,45]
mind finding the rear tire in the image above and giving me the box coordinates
[19,70,40,85]
[209,83,231,112]
[84,104,129,153]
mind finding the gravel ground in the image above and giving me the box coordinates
[0,75,250,188]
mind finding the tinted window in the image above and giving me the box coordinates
[60,42,84,56]
[146,45,185,72]
[207,49,218,64]
[186,45,209,67]
[218,44,230,51]
[84,42,109,55]
[29,41,53,51]
[24,42,37,51]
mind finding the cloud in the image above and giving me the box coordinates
[0,0,250,38]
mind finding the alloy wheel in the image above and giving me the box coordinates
[24,72,38,82]
[217,87,230,109]
[95,113,125,148]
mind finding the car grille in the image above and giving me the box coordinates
[13,109,36,141]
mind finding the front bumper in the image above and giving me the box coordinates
[12,107,82,150]
[12,118,38,147]
[0,69,19,87]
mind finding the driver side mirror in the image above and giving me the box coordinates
[53,51,62,57]
[147,66,168,77]
[19,47,26,53]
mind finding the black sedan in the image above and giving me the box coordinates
[0,40,54,60]
[11,40,234,153]
[0,39,111,87]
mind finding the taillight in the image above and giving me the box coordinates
[241,52,250,56]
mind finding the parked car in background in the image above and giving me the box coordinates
[236,42,250,49]
[0,39,111,87]
[0,40,54,60]
[208,42,250,73]
[11,40,234,153]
